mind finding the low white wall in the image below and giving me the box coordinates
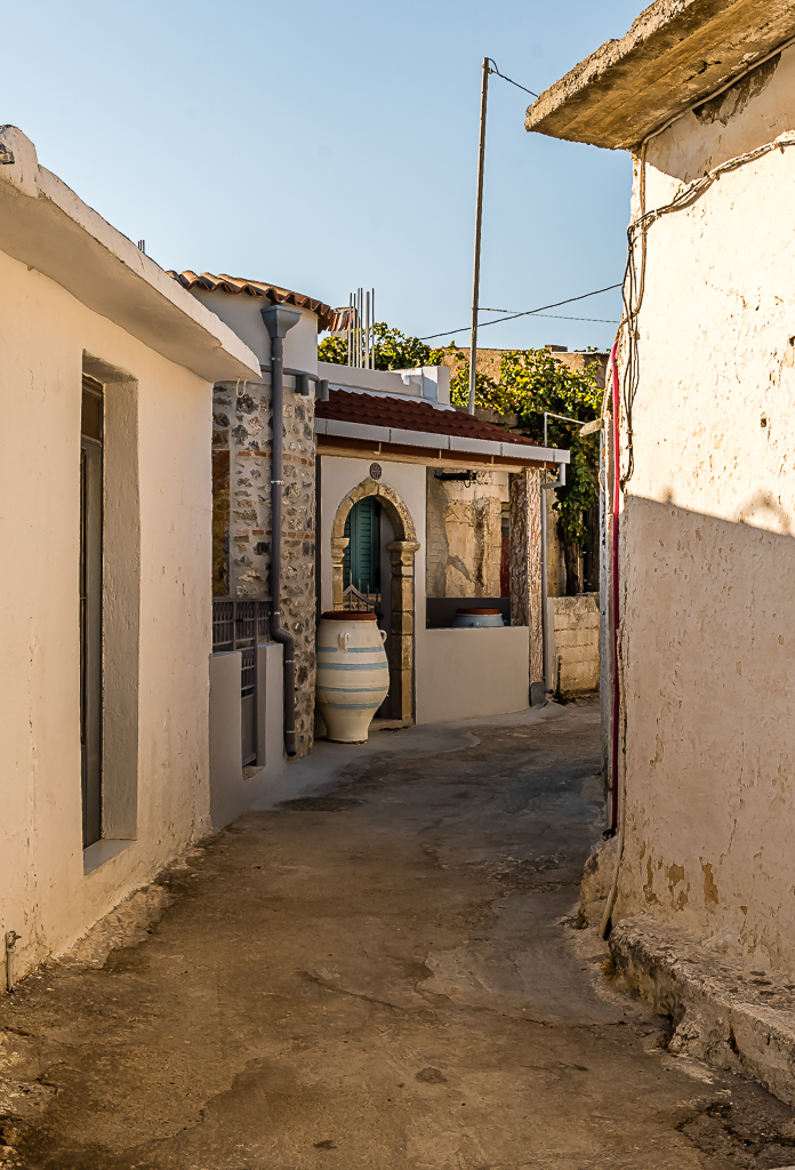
[209,643,284,828]
[416,627,530,724]
[318,362,451,405]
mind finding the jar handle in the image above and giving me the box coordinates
[379,629,387,644]
[337,631,350,651]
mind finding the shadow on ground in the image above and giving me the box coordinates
[2,699,795,1168]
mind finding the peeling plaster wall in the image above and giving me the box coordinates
[0,248,214,983]
[425,470,509,599]
[614,45,795,975]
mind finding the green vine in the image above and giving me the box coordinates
[319,322,443,371]
[319,324,603,545]
[448,348,602,545]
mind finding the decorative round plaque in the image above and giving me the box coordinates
[369,462,383,481]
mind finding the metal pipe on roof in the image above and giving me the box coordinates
[262,303,303,758]
[347,293,352,366]
[365,290,369,369]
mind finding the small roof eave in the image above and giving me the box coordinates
[524,0,795,150]
[0,126,260,384]
[316,416,569,468]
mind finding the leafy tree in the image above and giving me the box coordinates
[447,348,602,547]
[319,322,444,371]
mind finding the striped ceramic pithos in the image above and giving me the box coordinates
[316,611,389,742]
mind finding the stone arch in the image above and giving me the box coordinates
[331,477,417,544]
[330,477,419,723]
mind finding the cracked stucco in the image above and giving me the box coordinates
[613,43,795,977]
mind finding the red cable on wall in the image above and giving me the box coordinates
[610,341,621,831]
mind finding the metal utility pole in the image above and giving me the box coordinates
[468,56,491,415]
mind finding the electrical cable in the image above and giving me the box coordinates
[487,58,538,99]
[419,283,623,341]
[619,131,795,488]
[481,311,618,324]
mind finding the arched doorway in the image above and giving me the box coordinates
[343,497,383,604]
[331,479,419,722]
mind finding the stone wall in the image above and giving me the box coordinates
[425,470,509,598]
[213,377,316,757]
[548,594,600,697]
[437,345,608,392]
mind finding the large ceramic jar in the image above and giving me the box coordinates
[317,611,389,743]
[452,607,505,628]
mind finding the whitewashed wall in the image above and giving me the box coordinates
[318,453,531,725]
[0,249,215,981]
[615,44,795,974]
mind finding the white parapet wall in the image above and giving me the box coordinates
[415,627,530,725]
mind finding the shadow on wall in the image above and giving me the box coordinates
[618,490,795,972]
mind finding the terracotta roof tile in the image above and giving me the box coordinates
[168,270,337,332]
[316,387,546,451]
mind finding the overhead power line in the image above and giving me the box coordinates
[420,283,624,341]
[487,59,538,99]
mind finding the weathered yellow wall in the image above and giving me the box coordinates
[0,247,213,980]
[425,470,509,598]
[615,45,795,973]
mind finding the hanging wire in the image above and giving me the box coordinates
[619,132,795,488]
[487,58,539,99]
[419,283,624,341]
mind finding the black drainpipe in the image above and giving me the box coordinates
[261,303,302,758]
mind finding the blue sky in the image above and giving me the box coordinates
[4,0,642,351]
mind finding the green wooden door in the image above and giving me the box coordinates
[344,497,381,594]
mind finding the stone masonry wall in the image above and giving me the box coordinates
[213,378,316,757]
[549,593,599,697]
[425,470,509,598]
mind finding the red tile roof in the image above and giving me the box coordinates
[167,270,337,332]
[316,388,547,451]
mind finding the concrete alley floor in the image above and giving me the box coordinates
[3,699,795,1169]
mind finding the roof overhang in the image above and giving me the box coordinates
[524,0,795,150]
[316,416,568,470]
[0,126,260,383]
[170,271,337,333]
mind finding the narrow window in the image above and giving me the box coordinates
[80,374,104,846]
[343,496,381,597]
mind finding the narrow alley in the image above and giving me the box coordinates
[2,701,794,1169]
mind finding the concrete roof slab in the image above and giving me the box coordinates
[524,0,795,149]
[0,126,260,383]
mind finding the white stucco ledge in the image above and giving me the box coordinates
[0,126,260,383]
[610,915,795,1107]
[524,0,795,149]
[315,416,569,468]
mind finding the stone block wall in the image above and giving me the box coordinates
[425,470,509,598]
[212,378,316,757]
[548,593,600,697]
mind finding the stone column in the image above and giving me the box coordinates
[509,469,543,697]
[330,536,349,609]
[386,539,420,721]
